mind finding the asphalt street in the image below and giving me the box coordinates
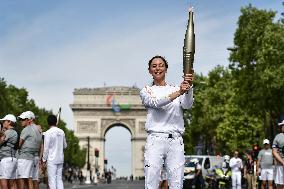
[39,180,144,189]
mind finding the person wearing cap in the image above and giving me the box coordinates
[0,114,18,189]
[257,139,274,189]
[218,155,231,174]
[217,155,230,170]
[229,150,243,189]
[42,115,67,189]
[272,120,284,189]
[17,111,42,189]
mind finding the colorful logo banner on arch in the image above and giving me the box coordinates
[106,94,131,112]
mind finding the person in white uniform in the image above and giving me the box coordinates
[0,114,18,189]
[229,150,243,189]
[272,120,284,189]
[42,115,67,189]
[140,55,194,189]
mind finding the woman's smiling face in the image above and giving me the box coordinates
[148,58,167,82]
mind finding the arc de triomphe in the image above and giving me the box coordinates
[70,86,147,178]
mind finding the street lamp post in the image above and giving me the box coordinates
[87,136,90,170]
[85,136,91,184]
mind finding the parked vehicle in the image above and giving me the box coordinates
[183,155,224,189]
[184,155,224,177]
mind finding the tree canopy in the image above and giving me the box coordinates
[0,78,86,168]
[184,4,284,155]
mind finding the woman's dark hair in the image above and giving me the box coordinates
[148,55,168,70]
[47,115,57,126]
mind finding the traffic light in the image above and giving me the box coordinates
[104,158,108,164]
[95,148,99,157]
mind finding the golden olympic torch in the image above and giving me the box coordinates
[183,7,195,75]
[56,107,61,126]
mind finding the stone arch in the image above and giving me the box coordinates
[71,86,147,178]
[101,119,135,139]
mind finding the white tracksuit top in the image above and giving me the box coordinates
[229,157,243,173]
[140,84,194,134]
[42,126,67,164]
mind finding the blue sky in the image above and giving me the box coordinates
[0,0,282,176]
[105,127,131,177]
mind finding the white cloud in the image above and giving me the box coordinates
[0,5,236,130]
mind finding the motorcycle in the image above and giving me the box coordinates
[205,171,218,189]
[183,162,204,189]
[215,168,232,189]
[183,163,196,188]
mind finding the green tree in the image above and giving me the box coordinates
[184,66,235,154]
[229,5,284,140]
[0,78,86,168]
[216,94,263,152]
[183,74,208,153]
[184,5,284,154]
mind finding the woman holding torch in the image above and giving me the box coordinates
[140,55,194,189]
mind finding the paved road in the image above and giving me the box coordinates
[39,180,144,189]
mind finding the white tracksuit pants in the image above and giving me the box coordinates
[144,133,185,189]
[232,171,242,189]
[47,163,64,189]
